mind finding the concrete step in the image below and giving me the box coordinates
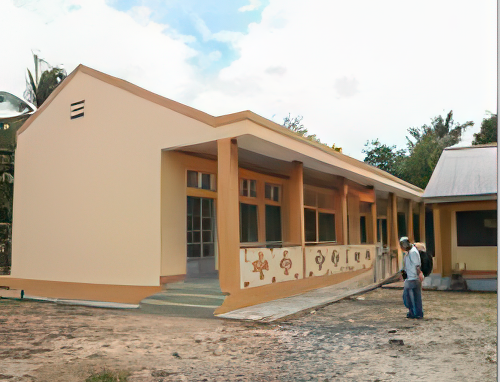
[0,288,23,299]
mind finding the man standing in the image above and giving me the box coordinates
[400,236,424,319]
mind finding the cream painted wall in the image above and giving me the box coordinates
[240,246,303,289]
[305,245,376,277]
[11,72,224,286]
[454,247,497,271]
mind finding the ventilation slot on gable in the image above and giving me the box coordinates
[70,100,85,119]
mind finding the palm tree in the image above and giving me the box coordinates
[24,53,67,108]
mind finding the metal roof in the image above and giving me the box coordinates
[423,144,497,202]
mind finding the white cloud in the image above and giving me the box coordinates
[238,0,261,12]
[1,0,200,103]
[1,0,496,161]
[190,0,497,158]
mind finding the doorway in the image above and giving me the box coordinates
[187,196,217,276]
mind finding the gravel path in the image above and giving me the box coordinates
[0,288,496,381]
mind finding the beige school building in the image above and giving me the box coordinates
[1,65,426,313]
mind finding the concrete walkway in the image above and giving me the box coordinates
[217,272,385,322]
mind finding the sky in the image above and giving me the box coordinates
[1,0,497,160]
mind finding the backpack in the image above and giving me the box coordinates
[414,243,433,277]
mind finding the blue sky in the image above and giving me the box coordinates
[108,0,269,74]
[1,0,497,159]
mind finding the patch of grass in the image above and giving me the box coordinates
[85,370,129,382]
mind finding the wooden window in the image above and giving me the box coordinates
[265,183,280,202]
[304,185,336,243]
[187,170,216,191]
[240,179,257,197]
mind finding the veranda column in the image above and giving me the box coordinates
[371,202,377,244]
[289,161,305,277]
[408,199,414,243]
[390,193,400,271]
[419,202,426,244]
[341,180,349,245]
[432,204,443,276]
[217,138,240,293]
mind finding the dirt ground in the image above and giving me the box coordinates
[0,288,496,381]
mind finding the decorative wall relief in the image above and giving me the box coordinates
[332,250,339,267]
[252,251,269,280]
[315,250,325,271]
[240,246,303,289]
[280,251,292,275]
[305,245,376,278]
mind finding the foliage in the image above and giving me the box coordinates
[363,111,473,189]
[85,370,129,382]
[472,113,497,145]
[362,139,406,178]
[24,53,67,108]
[283,114,322,144]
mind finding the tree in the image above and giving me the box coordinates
[24,53,67,108]
[283,114,322,144]
[472,113,497,145]
[363,111,473,189]
[362,139,406,178]
[403,111,473,188]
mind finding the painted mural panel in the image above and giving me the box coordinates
[240,247,303,289]
[305,245,375,278]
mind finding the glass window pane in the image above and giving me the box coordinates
[202,230,213,243]
[187,171,198,188]
[241,179,248,196]
[202,198,210,216]
[360,216,367,244]
[397,212,407,237]
[201,173,211,190]
[250,180,257,197]
[203,243,214,257]
[457,210,497,246]
[318,212,335,242]
[193,231,201,243]
[273,186,280,202]
[265,205,282,242]
[382,219,388,246]
[187,231,193,243]
[240,203,258,242]
[413,214,420,242]
[265,184,272,200]
[304,208,317,242]
[188,244,201,258]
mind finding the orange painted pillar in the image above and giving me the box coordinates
[341,180,349,245]
[419,202,426,244]
[289,161,305,247]
[217,138,240,294]
[433,204,443,276]
[289,161,305,278]
[390,193,401,271]
[371,202,377,244]
[408,199,414,243]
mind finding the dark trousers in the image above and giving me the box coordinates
[403,280,423,318]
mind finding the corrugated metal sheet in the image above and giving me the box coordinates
[423,144,497,199]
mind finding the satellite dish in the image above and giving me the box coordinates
[0,92,36,120]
